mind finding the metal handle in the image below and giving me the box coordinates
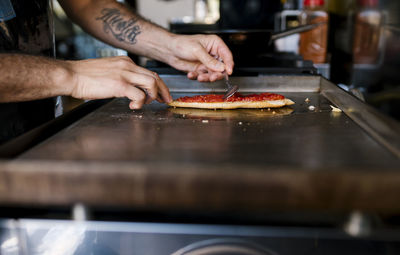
[270,22,327,41]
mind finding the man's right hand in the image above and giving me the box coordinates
[67,56,172,109]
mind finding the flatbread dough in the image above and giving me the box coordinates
[168,98,295,109]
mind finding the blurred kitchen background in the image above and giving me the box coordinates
[53,0,400,120]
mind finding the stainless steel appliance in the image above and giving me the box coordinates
[1,219,400,255]
[0,74,399,254]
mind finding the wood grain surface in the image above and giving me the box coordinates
[1,160,400,214]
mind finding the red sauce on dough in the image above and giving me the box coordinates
[176,93,285,103]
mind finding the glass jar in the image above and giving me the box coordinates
[353,0,383,64]
[299,0,329,64]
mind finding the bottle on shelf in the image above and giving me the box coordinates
[299,0,329,64]
[274,0,301,53]
[326,0,356,85]
[353,0,383,65]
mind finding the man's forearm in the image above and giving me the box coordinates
[59,0,176,64]
[0,54,71,102]
[59,0,234,83]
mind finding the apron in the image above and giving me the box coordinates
[0,0,55,144]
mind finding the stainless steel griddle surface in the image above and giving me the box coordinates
[20,92,399,169]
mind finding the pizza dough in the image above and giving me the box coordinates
[169,99,295,109]
[168,93,295,109]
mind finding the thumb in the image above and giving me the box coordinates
[195,46,225,72]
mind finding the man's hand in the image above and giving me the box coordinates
[0,54,171,109]
[167,34,234,82]
[68,56,172,109]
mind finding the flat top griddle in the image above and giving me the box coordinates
[1,75,399,213]
[19,92,398,169]
[19,75,399,169]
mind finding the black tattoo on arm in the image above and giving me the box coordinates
[96,8,141,45]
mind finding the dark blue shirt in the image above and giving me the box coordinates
[0,0,55,144]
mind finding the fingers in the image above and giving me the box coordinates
[156,95,164,103]
[187,72,197,80]
[194,46,225,73]
[210,72,224,82]
[124,86,147,110]
[212,36,234,75]
[69,56,173,109]
[188,71,225,82]
[111,56,172,104]
[134,67,172,104]
[168,35,234,82]
[123,78,166,109]
[183,35,234,79]
[199,35,234,75]
[127,65,172,103]
[198,72,224,82]
[217,44,234,75]
[197,73,210,82]
[121,71,158,101]
[118,63,172,105]
[187,63,225,82]
[187,64,206,80]
[156,78,173,104]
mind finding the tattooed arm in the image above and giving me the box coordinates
[59,0,167,61]
[58,0,234,82]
